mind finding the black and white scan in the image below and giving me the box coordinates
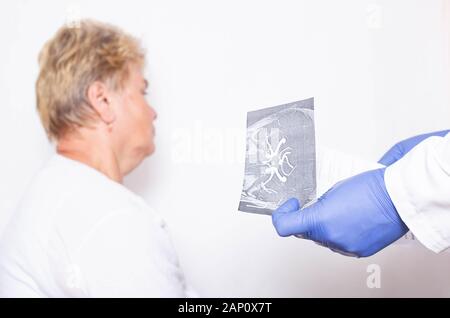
[238,98,316,215]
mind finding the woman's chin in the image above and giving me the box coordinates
[144,142,155,157]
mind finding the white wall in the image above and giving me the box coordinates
[1,0,449,297]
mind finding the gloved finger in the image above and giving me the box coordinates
[378,129,450,166]
[272,203,315,237]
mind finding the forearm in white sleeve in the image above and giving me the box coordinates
[385,133,450,253]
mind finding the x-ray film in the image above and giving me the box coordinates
[238,98,316,215]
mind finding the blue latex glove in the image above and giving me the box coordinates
[378,129,449,166]
[272,168,408,257]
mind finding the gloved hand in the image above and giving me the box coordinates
[272,168,408,257]
[378,129,449,166]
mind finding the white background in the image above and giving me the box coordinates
[1,0,450,297]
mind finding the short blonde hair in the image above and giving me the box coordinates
[36,19,145,140]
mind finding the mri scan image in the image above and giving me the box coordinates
[238,98,316,215]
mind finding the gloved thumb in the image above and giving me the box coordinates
[272,198,316,237]
[378,130,450,166]
[378,145,403,166]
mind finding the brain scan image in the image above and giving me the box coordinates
[238,98,316,215]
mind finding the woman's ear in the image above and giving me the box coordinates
[87,81,115,124]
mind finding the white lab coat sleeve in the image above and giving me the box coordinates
[75,209,189,297]
[385,132,450,253]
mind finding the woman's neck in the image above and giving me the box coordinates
[56,128,123,183]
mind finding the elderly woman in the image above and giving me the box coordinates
[0,20,190,297]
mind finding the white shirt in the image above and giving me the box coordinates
[385,132,450,253]
[0,154,189,297]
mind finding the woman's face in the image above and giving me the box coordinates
[110,63,157,174]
